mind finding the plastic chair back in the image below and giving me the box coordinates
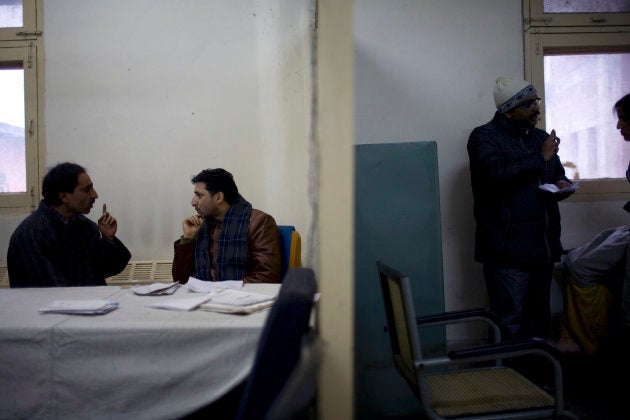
[278,225,302,280]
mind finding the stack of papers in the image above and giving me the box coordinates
[147,293,215,311]
[185,277,243,292]
[38,300,119,315]
[132,283,180,296]
[146,286,277,314]
[199,289,276,314]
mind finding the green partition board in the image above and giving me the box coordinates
[354,141,445,418]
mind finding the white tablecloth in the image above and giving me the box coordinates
[0,283,280,420]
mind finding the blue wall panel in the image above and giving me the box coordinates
[354,141,445,418]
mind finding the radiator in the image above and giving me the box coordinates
[0,266,7,288]
[0,260,173,288]
[106,260,173,287]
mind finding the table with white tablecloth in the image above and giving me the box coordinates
[0,283,280,420]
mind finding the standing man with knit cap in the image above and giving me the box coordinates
[467,77,574,340]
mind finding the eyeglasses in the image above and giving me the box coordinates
[518,98,542,109]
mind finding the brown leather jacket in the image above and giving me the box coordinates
[172,209,282,284]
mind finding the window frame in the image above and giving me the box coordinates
[0,0,38,41]
[523,0,630,201]
[0,0,43,213]
[526,0,630,27]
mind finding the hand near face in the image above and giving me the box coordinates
[541,129,560,162]
[182,215,203,239]
[98,203,118,240]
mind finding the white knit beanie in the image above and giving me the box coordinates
[493,77,537,113]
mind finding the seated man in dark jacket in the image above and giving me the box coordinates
[172,168,281,284]
[8,162,131,287]
[467,77,574,340]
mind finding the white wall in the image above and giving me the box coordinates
[0,0,313,264]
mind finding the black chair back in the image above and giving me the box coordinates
[235,267,317,420]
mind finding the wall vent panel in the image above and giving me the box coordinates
[0,260,173,288]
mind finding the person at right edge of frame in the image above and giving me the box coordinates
[467,77,574,341]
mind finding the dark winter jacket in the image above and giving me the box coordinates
[8,201,131,287]
[467,112,572,266]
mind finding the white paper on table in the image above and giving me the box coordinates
[38,299,119,315]
[132,282,180,296]
[199,300,274,314]
[184,277,243,293]
[198,289,276,314]
[206,289,276,306]
[147,293,215,311]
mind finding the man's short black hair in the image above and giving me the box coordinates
[191,168,239,205]
[614,93,630,121]
[42,162,86,205]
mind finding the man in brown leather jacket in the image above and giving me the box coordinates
[172,168,281,284]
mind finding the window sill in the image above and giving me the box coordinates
[567,178,630,202]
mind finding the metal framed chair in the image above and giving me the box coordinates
[376,260,577,420]
[277,225,302,280]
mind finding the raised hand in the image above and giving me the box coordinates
[98,203,118,240]
[182,215,203,239]
[541,129,560,162]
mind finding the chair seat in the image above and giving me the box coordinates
[427,367,554,417]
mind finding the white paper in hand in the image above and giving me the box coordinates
[538,182,580,194]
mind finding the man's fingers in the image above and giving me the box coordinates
[102,203,107,215]
[185,215,201,225]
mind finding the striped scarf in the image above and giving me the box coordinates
[194,195,252,281]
